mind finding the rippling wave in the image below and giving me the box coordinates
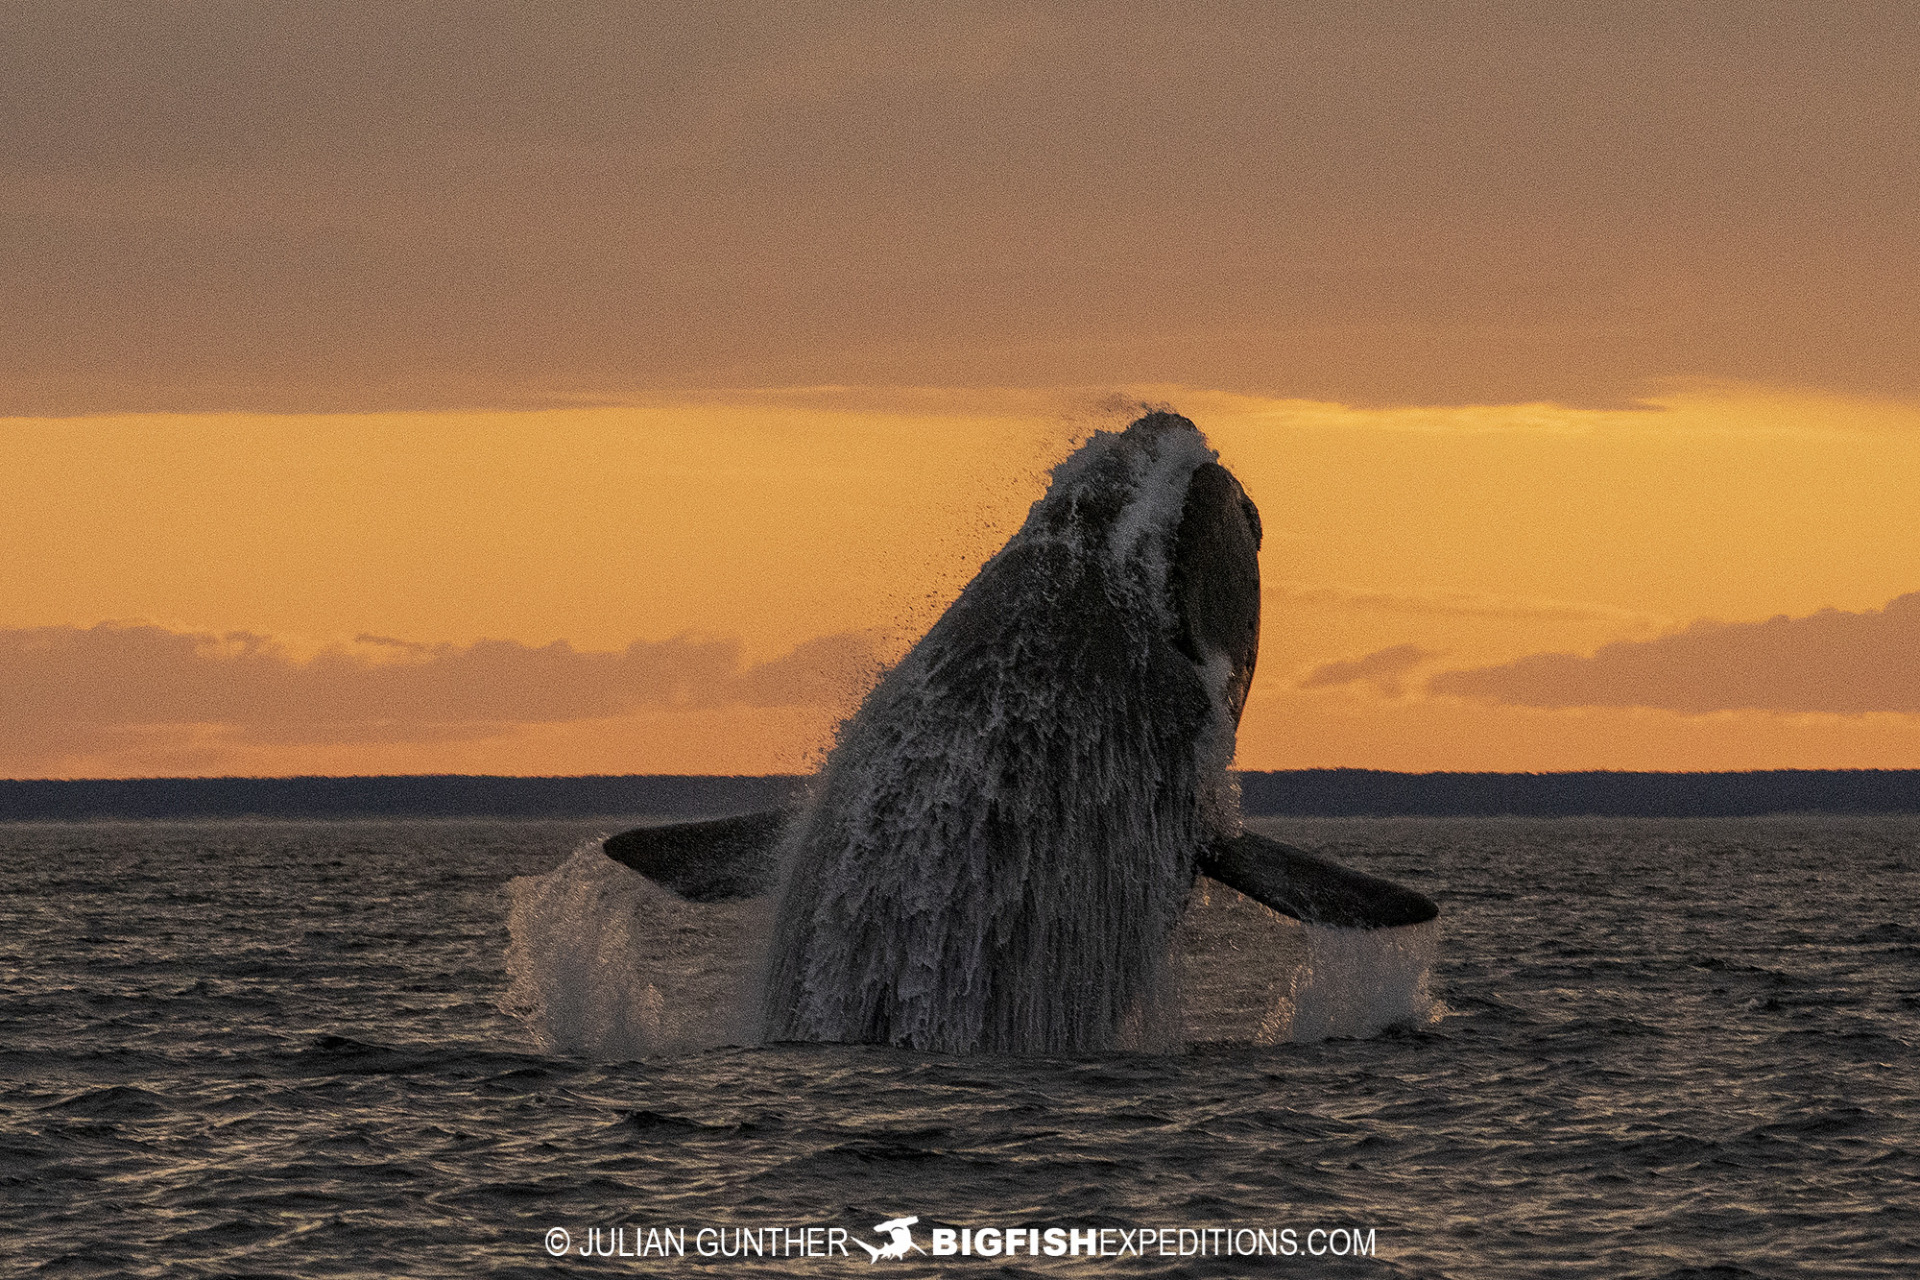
[3,816,1913,1277]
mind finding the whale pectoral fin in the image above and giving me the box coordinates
[602,810,791,902]
[1199,830,1439,929]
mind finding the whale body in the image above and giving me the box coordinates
[604,410,1436,1052]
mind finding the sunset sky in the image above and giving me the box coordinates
[6,3,1920,778]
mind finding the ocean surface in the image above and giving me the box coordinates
[2,815,1913,1277]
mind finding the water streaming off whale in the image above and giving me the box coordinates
[762,419,1236,1052]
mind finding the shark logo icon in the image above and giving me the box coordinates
[853,1216,925,1263]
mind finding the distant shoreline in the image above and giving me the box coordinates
[6,770,1920,820]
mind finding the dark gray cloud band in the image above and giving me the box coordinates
[1431,592,1920,714]
[5,2,1919,412]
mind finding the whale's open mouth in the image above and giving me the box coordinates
[1169,457,1263,727]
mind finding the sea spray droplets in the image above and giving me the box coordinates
[503,841,767,1057]
[1173,881,1438,1045]
[1285,920,1442,1042]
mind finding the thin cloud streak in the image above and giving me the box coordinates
[1270,581,1664,626]
[1298,644,1438,699]
[1430,592,1920,714]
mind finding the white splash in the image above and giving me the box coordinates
[1284,920,1441,1043]
[502,841,767,1059]
[1175,881,1440,1045]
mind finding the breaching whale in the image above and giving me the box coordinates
[604,410,1437,1052]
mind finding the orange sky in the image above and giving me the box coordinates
[5,5,1919,776]
[8,384,1920,777]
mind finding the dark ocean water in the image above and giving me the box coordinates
[2,816,1913,1278]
